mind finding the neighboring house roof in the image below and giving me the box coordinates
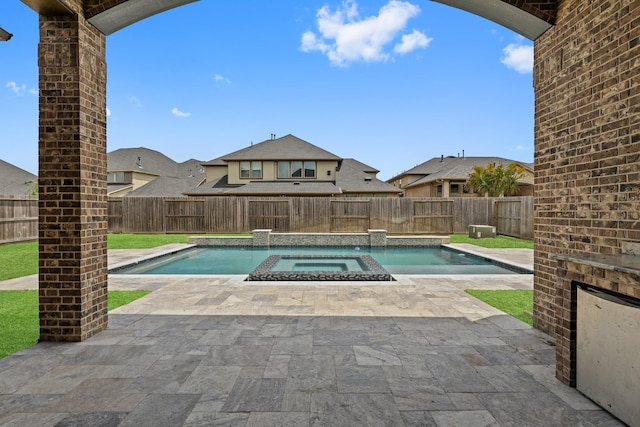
[220,134,342,161]
[0,160,37,196]
[341,158,379,174]
[224,181,342,196]
[183,175,242,196]
[201,157,227,167]
[107,147,206,196]
[185,177,342,196]
[107,183,134,194]
[390,156,533,188]
[124,175,205,197]
[337,160,402,194]
[406,164,481,188]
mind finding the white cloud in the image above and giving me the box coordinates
[171,107,191,118]
[6,81,36,95]
[214,74,231,84]
[301,0,429,66]
[128,96,142,108]
[394,29,432,54]
[106,107,111,117]
[501,43,533,73]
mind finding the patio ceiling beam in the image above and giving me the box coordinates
[20,0,74,15]
[431,0,553,40]
[86,0,199,35]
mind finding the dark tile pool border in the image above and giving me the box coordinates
[246,255,395,281]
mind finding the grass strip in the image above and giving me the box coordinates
[450,234,534,249]
[0,290,149,359]
[0,242,38,281]
[465,289,533,325]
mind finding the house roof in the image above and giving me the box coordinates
[341,158,379,174]
[220,134,342,161]
[390,156,533,188]
[182,175,242,196]
[108,147,174,175]
[0,159,37,196]
[107,147,207,196]
[225,181,342,196]
[336,160,402,194]
[184,176,341,196]
[107,183,134,194]
[124,175,206,197]
[201,157,227,167]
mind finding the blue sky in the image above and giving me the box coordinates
[1,0,534,180]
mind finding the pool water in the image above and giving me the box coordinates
[111,246,529,275]
[272,258,365,272]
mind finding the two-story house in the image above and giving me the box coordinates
[186,134,401,197]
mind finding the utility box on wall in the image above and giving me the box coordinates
[468,225,496,239]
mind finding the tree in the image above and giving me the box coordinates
[466,163,525,197]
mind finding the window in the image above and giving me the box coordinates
[450,182,468,194]
[107,172,125,183]
[277,161,316,178]
[240,161,262,179]
[277,161,289,179]
[291,161,302,178]
[304,161,316,178]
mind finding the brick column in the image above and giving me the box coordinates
[38,12,108,341]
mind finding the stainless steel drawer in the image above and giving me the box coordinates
[576,285,640,427]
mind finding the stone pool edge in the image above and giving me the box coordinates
[246,255,395,282]
[188,229,449,248]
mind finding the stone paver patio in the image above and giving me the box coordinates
[0,244,625,426]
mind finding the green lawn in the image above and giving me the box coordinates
[0,241,38,281]
[465,289,533,325]
[107,233,194,249]
[0,290,149,359]
[449,234,534,249]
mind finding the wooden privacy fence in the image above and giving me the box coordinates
[494,197,534,240]
[106,196,534,238]
[0,196,38,244]
[0,196,534,242]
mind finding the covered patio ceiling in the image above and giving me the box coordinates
[432,0,553,40]
[21,0,199,35]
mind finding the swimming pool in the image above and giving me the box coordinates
[110,246,530,275]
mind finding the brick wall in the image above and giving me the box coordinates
[533,0,640,335]
[38,6,108,341]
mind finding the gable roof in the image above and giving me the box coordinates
[0,160,37,196]
[220,134,342,161]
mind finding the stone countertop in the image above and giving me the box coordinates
[552,252,640,275]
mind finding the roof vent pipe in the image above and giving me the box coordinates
[462,149,465,158]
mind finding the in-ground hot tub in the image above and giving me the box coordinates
[246,255,394,281]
